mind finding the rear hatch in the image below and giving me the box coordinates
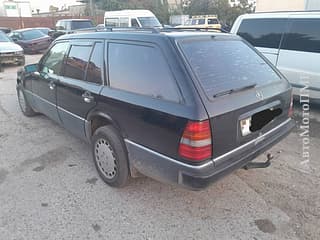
[178,35,292,160]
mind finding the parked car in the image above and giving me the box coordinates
[55,19,94,33]
[231,11,320,101]
[0,31,24,66]
[0,27,11,34]
[50,19,94,39]
[8,29,51,54]
[175,15,221,30]
[16,29,295,189]
[104,10,161,28]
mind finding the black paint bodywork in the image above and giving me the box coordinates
[17,31,294,188]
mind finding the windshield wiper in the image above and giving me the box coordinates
[213,83,257,98]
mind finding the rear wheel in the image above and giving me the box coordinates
[17,87,36,117]
[92,126,129,188]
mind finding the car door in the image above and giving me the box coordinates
[57,40,104,140]
[32,41,69,123]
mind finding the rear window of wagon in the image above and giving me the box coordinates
[179,38,282,99]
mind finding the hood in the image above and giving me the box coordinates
[0,42,23,53]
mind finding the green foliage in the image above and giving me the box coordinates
[185,0,253,26]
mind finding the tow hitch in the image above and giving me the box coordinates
[243,153,273,170]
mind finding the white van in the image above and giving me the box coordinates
[231,12,320,100]
[104,10,161,28]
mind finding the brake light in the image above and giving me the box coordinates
[288,94,294,117]
[178,120,212,161]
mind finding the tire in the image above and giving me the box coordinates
[17,87,36,117]
[92,126,130,188]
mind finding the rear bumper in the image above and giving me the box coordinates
[125,118,295,190]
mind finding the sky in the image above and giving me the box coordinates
[29,0,80,12]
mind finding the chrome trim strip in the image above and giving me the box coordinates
[124,139,213,170]
[212,118,292,163]
[57,105,85,122]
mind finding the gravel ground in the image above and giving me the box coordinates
[0,54,319,240]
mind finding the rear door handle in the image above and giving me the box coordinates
[82,91,94,103]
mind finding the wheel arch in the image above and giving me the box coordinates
[85,110,126,142]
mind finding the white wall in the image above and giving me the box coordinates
[256,0,305,12]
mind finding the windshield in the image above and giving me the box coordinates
[22,30,45,40]
[180,39,281,98]
[71,21,94,30]
[0,32,11,42]
[137,17,161,27]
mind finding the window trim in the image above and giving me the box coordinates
[85,41,105,85]
[39,41,70,76]
[106,40,183,104]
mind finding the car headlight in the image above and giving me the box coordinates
[15,50,23,55]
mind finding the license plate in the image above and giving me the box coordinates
[240,117,252,136]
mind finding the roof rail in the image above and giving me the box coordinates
[72,26,229,34]
[74,26,161,34]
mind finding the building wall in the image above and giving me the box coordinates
[0,15,103,29]
[255,0,305,12]
[1,1,32,17]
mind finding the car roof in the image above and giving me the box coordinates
[238,11,320,19]
[57,30,238,42]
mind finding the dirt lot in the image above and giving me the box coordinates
[0,54,319,240]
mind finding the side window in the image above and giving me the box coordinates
[105,18,119,27]
[108,43,181,103]
[41,42,69,75]
[208,18,218,25]
[131,18,139,27]
[63,45,92,80]
[119,18,129,27]
[198,19,205,25]
[281,19,320,53]
[238,18,287,48]
[86,43,103,84]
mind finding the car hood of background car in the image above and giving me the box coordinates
[0,42,23,53]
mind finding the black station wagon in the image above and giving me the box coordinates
[16,29,295,189]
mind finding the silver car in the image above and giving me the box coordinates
[0,31,25,66]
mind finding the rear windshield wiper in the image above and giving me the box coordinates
[213,83,257,98]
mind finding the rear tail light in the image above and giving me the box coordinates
[288,94,294,117]
[178,120,212,161]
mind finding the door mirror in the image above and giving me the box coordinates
[24,63,38,73]
[12,38,18,42]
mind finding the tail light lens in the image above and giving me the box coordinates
[288,94,294,117]
[178,120,212,161]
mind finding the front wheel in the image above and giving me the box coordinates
[92,126,130,188]
[17,87,36,117]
